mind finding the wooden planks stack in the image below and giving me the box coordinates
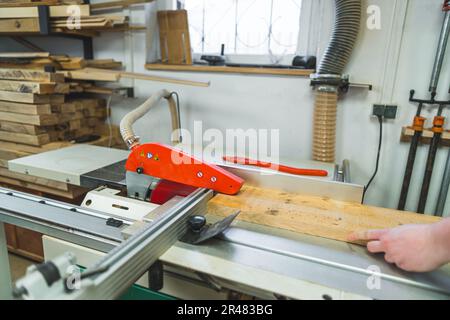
[0,0,149,36]
[0,53,126,199]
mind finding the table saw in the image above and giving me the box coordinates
[1,91,450,300]
[1,143,449,300]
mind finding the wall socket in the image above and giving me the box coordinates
[372,104,397,119]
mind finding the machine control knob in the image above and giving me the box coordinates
[188,215,206,233]
[136,167,144,174]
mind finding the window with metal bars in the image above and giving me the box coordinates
[177,0,302,61]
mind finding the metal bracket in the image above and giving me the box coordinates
[181,211,240,245]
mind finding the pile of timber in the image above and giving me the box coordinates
[0,54,126,199]
[0,0,149,36]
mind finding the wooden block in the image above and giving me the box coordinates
[0,130,50,146]
[0,111,58,125]
[0,4,90,19]
[0,17,40,33]
[0,100,51,115]
[207,186,441,246]
[0,68,64,82]
[0,80,69,94]
[401,127,450,147]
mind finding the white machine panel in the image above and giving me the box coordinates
[8,145,129,186]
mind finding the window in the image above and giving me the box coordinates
[178,0,302,60]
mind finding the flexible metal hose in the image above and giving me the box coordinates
[317,0,362,75]
[313,0,361,163]
[120,89,181,149]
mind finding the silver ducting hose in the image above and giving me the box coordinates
[120,89,181,149]
[313,0,361,163]
[317,0,362,75]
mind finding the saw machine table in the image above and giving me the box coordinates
[3,145,450,299]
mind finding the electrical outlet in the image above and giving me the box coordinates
[372,104,385,117]
[384,105,398,119]
[372,104,397,119]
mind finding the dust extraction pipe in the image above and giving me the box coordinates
[120,89,181,149]
[312,0,361,163]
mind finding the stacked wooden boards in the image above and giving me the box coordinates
[207,185,441,246]
[0,0,149,36]
[0,57,126,199]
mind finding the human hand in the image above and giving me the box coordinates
[348,223,450,272]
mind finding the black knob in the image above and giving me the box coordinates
[136,167,144,174]
[188,215,206,232]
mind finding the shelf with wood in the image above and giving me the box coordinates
[145,63,315,77]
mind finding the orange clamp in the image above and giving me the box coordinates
[432,116,445,133]
[412,116,426,132]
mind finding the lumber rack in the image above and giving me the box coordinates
[2,0,94,59]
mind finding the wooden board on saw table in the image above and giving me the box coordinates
[207,186,441,245]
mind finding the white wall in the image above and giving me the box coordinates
[0,0,449,217]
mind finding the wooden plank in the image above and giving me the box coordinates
[145,63,315,77]
[0,52,49,58]
[401,126,450,147]
[0,100,51,114]
[0,17,40,33]
[157,10,192,65]
[0,121,47,135]
[0,80,68,94]
[0,68,64,82]
[207,186,441,246]
[0,148,30,160]
[0,91,64,103]
[0,130,51,146]
[0,4,90,19]
[0,111,58,125]
[60,68,210,87]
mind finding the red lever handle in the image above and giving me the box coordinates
[223,156,328,177]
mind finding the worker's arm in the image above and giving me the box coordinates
[348,218,450,272]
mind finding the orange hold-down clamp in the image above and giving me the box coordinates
[412,116,426,132]
[432,116,445,133]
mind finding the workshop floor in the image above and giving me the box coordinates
[8,254,33,281]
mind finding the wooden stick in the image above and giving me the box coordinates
[61,67,210,87]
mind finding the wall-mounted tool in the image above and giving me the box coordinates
[416,96,448,213]
[397,96,425,210]
[222,156,328,177]
[398,0,450,213]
